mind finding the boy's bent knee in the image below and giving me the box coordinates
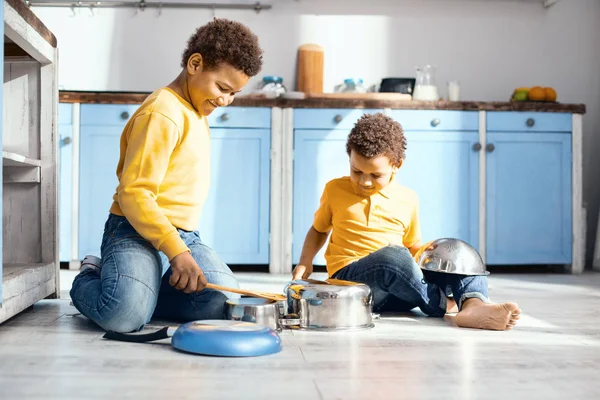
[376,246,420,272]
[83,278,158,333]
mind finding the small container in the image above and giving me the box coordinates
[336,78,367,94]
[447,80,460,101]
[413,65,439,101]
[257,76,287,97]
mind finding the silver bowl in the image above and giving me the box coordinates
[414,238,489,276]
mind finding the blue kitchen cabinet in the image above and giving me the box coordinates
[202,107,271,264]
[76,104,270,265]
[78,104,131,258]
[399,131,479,248]
[292,109,479,265]
[486,112,572,265]
[58,103,74,262]
[293,129,353,265]
[388,110,480,250]
[197,128,271,264]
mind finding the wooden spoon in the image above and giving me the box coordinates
[206,283,287,302]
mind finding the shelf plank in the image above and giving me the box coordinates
[0,262,56,324]
[3,166,41,183]
[2,151,41,167]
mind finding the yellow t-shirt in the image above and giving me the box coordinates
[313,176,421,277]
[109,87,210,260]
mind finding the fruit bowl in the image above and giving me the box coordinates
[511,86,557,102]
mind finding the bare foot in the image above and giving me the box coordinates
[455,298,521,331]
[446,297,458,314]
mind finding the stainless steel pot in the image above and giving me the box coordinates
[224,297,291,332]
[284,278,375,331]
[224,279,376,331]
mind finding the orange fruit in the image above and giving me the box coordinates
[528,86,546,101]
[545,87,557,102]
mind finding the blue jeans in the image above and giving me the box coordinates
[70,214,240,333]
[332,245,489,317]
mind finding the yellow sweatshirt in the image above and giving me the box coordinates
[109,87,210,260]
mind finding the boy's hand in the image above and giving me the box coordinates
[292,264,313,280]
[169,251,208,294]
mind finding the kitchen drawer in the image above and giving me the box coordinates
[387,110,479,131]
[58,103,73,125]
[487,112,572,132]
[81,104,142,126]
[294,109,382,130]
[208,107,271,129]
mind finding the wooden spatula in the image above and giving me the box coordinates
[206,283,287,302]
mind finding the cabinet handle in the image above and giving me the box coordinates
[61,136,72,146]
[472,142,482,151]
[120,111,130,120]
[334,115,343,123]
[486,143,495,152]
[431,118,440,127]
[526,118,535,127]
[220,113,230,121]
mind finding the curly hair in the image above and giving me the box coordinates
[346,113,407,167]
[181,18,263,77]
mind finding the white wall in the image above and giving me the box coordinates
[32,0,600,266]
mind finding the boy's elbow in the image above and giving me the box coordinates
[310,225,330,236]
[118,185,155,209]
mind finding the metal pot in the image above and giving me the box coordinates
[284,278,375,331]
[224,279,376,332]
[224,297,291,332]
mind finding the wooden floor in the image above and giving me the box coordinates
[0,270,599,400]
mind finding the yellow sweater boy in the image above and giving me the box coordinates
[70,19,264,333]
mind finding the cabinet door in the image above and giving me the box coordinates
[292,130,350,265]
[198,128,271,265]
[486,132,572,264]
[400,131,480,249]
[78,124,122,258]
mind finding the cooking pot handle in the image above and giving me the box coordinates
[280,314,301,328]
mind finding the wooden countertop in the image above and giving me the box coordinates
[58,91,587,114]
[5,0,57,48]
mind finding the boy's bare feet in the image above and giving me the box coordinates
[455,298,521,331]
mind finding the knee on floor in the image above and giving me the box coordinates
[98,279,157,333]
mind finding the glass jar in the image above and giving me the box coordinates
[256,76,287,97]
[412,65,439,101]
[336,78,367,93]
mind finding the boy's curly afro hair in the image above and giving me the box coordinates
[346,113,407,167]
[181,18,263,77]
